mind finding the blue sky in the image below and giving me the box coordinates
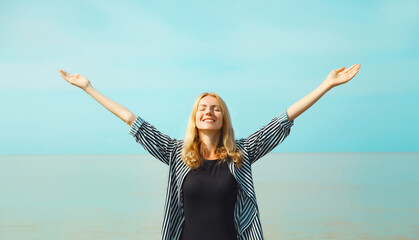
[1,0,418,154]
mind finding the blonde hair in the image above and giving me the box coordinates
[181,92,243,170]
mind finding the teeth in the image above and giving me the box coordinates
[203,119,215,122]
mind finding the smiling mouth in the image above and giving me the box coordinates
[202,119,215,122]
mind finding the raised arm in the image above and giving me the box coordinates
[58,69,176,165]
[58,69,136,125]
[236,64,361,165]
[287,64,361,121]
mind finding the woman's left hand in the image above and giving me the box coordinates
[324,64,361,88]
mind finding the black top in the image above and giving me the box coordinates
[180,159,239,240]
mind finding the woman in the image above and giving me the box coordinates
[58,64,361,240]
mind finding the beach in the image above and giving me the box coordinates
[1,152,418,239]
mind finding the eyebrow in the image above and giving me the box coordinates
[199,104,220,107]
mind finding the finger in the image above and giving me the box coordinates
[347,65,360,75]
[60,70,72,79]
[351,64,360,70]
[348,70,359,80]
[58,70,66,78]
[335,67,345,72]
[63,71,71,78]
[344,64,357,74]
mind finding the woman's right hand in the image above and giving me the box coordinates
[58,69,91,90]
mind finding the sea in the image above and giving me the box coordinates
[0,153,418,240]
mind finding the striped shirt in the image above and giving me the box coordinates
[129,110,294,240]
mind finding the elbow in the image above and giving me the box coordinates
[126,114,137,127]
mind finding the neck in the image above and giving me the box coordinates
[198,129,221,159]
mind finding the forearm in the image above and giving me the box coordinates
[83,85,137,126]
[286,81,333,122]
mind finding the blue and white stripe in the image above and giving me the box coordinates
[129,110,294,240]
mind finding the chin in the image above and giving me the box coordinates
[198,127,222,131]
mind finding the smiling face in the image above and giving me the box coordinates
[195,96,224,131]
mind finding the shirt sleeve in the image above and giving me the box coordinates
[128,115,178,166]
[236,110,294,165]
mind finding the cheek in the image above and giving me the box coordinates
[218,114,224,126]
[195,113,202,126]
[196,114,202,121]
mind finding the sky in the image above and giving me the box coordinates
[1,0,418,154]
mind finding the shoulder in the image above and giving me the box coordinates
[235,138,245,150]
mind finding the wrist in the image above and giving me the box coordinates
[83,84,94,93]
[320,80,333,91]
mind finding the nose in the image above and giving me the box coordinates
[204,110,214,116]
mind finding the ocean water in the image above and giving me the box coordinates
[0,153,418,240]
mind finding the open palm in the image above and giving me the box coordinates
[325,64,361,88]
[58,69,90,90]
